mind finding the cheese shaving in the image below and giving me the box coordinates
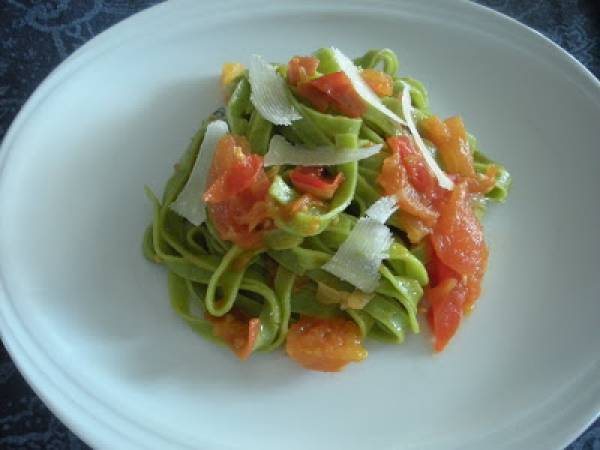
[170,120,229,225]
[248,55,301,126]
[365,195,398,223]
[322,195,399,292]
[264,135,382,167]
[400,82,454,191]
[322,218,394,293]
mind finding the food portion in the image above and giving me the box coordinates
[143,47,511,371]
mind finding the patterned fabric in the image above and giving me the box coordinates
[0,1,598,448]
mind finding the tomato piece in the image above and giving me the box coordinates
[209,172,272,248]
[425,184,488,346]
[377,137,439,226]
[391,135,438,198]
[428,239,486,310]
[204,155,263,203]
[425,240,486,350]
[444,116,476,178]
[280,193,326,221]
[296,82,330,112]
[419,114,498,196]
[204,135,263,203]
[466,165,498,194]
[297,71,366,118]
[420,115,476,178]
[289,166,344,200]
[431,182,488,277]
[419,115,450,144]
[208,313,260,360]
[286,316,367,371]
[210,134,251,175]
[426,240,459,286]
[287,56,320,86]
[361,69,393,97]
[395,211,431,244]
[426,278,466,352]
[220,62,245,88]
[204,134,273,248]
[235,198,271,231]
[463,270,485,312]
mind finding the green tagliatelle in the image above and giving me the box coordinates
[143,47,511,368]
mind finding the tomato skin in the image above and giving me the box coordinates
[426,248,485,351]
[287,56,320,86]
[420,115,476,178]
[421,115,500,195]
[377,136,440,226]
[426,278,466,352]
[208,134,251,176]
[390,135,438,198]
[425,185,488,351]
[297,71,366,118]
[425,246,464,352]
[204,134,258,203]
[396,211,431,244]
[296,82,330,112]
[426,243,459,286]
[466,165,498,195]
[289,166,344,200]
[463,270,484,312]
[203,154,263,203]
[286,316,367,372]
[208,174,272,249]
[204,134,272,249]
[361,68,393,97]
[281,194,325,221]
[419,114,450,144]
[208,313,260,360]
[431,182,488,277]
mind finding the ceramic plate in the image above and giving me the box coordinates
[0,0,599,449]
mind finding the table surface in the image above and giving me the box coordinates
[0,1,598,449]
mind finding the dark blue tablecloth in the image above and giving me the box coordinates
[0,1,598,448]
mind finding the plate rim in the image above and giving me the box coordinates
[0,0,598,449]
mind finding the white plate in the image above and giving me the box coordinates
[1,0,599,449]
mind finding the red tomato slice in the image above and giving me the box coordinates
[204,134,273,249]
[289,166,344,200]
[203,135,263,203]
[361,68,393,97]
[286,316,367,372]
[204,155,263,203]
[209,313,261,360]
[396,211,432,244]
[431,182,488,277]
[377,136,440,226]
[209,171,272,249]
[466,165,498,195]
[297,71,366,118]
[296,82,330,112]
[287,56,320,86]
[420,115,476,178]
[426,242,460,286]
[425,239,486,350]
[390,136,438,199]
[208,134,251,177]
[463,270,485,312]
[426,278,466,352]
